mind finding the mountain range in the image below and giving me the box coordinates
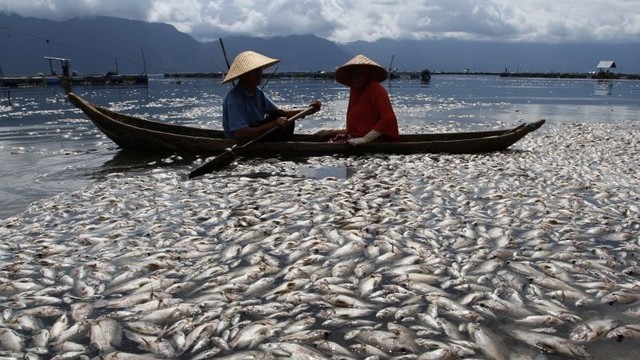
[1,12,639,76]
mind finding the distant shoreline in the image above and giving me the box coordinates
[161,71,640,81]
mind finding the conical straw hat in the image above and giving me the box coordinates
[221,51,280,84]
[334,54,388,86]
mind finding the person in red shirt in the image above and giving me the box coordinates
[316,54,399,145]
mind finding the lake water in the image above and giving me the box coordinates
[1,74,640,359]
[0,75,639,220]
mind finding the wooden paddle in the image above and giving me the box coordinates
[188,106,316,178]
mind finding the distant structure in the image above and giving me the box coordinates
[596,60,616,76]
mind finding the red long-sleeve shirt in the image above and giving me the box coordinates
[345,80,399,141]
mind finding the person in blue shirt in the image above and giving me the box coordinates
[222,51,321,142]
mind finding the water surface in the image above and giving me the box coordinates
[1,75,638,219]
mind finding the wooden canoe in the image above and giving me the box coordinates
[68,92,545,157]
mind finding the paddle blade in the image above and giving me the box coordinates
[188,149,236,178]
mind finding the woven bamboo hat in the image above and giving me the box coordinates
[221,51,280,84]
[335,54,388,86]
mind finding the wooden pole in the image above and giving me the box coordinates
[219,38,234,86]
[141,49,147,75]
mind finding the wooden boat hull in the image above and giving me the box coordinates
[67,92,545,157]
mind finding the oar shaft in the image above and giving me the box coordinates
[188,106,316,178]
[236,106,315,150]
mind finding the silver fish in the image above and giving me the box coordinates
[416,348,457,360]
[90,317,122,352]
[229,319,279,350]
[31,328,51,348]
[281,317,316,335]
[510,328,593,359]
[313,340,355,358]
[570,319,620,342]
[278,329,330,344]
[601,290,640,305]
[514,315,565,327]
[349,329,411,353]
[468,323,509,360]
[48,314,69,341]
[607,324,640,342]
[122,329,176,358]
[358,273,381,298]
[0,327,23,352]
[259,341,328,359]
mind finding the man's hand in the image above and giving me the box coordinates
[273,117,288,128]
[309,100,322,114]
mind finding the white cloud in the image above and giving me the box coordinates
[0,0,153,22]
[1,0,639,43]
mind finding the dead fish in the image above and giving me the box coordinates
[607,324,640,342]
[0,280,44,295]
[259,341,328,359]
[51,340,87,353]
[51,320,91,346]
[358,273,381,298]
[281,317,316,335]
[475,296,533,318]
[186,323,217,354]
[624,306,640,319]
[228,319,279,350]
[138,303,201,325]
[394,304,424,321]
[8,313,43,333]
[387,322,419,353]
[31,328,51,348]
[349,342,391,357]
[601,290,640,305]
[263,279,309,299]
[468,323,509,360]
[510,328,593,359]
[459,291,486,306]
[70,302,94,323]
[123,329,176,358]
[124,321,165,336]
[514,315,565,327]
[313,340,355,358]
[89,317,122,352]
[18,305,65,318]
[529,275,579,292]
[348,329,412,353]
[570,319,619,342]
[318,307,374,319]
[436,318,464,340]
[0,327,23,352]
[416,347,457,360]
[331,239,366,258]
[546,289,587,304]
[278,329,330,344]
[444,309,485,323]
[48,314,69,341]
[352,262,375,279]
[103,276,173,297]
[324,294,373,309]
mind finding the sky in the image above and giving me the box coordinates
[1,0,640,44]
